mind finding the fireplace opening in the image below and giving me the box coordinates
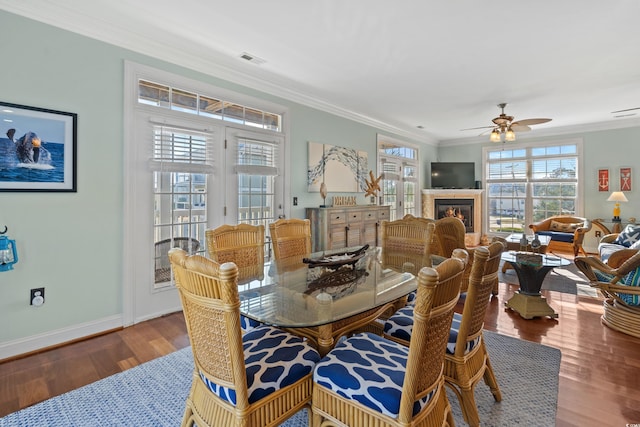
[434,198,474,232]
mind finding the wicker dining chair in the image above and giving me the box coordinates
[312,250,467,427]
[154,237,201,283]
[206,223,265,331]
[575,250,640,338]
[443,240,505,427]
[380,214,437,307]
[269,218,312,261]
[168,248,320,427]
[382,242,504,427]
[434,216,481,293]
[380,214,437,258]
[206,223,265,283]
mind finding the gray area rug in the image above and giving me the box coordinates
[500,259,600,298]
[0,331,561,427]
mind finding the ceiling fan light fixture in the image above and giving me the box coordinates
[489,128,501,143]
[505,127,516,141]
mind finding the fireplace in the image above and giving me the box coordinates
[422,189,483,246]
[434,199,474,232]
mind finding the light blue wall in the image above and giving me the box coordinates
[0,11,433,350]
[3,9,637,355]
[437,127,640,221]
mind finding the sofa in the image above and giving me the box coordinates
[598,224,640,267]
[529,215,591,256]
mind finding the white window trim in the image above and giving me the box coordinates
[482,137,584,236]
[377,134,421,219]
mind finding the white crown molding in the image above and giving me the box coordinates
[4,4,635,147]
[1,4,436,145]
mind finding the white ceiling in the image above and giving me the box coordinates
[3,0,640,143]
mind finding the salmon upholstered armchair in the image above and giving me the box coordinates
[529,215,591,256]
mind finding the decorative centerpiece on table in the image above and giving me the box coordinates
[303,245,369,270]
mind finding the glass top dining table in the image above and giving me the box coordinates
[237,246,435,355]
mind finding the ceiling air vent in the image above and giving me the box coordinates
[239,52,266,65]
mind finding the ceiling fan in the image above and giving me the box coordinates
[462,103,552,142]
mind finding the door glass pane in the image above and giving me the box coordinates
[153,171,207,287]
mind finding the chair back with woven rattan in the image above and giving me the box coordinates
[169,248,318,426]
[168,249,248,405]
[396,248,467,423]
[443,240,506,427]
[380,214,436,257]
[269,218,311,260]
[206,224,264,282]
[452,240,505,356]
[433,216,466,258]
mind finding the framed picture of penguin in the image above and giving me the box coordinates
[0,101,77,192]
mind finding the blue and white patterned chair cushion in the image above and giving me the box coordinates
[384,311,480,355]
[406,291,417,305]
[313,332,435,418]
[240,315,261,331]
[383,306,415,342]
[200,325,320,405]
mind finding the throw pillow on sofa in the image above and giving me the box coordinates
[549,220,583,233]
[613,224,640,247]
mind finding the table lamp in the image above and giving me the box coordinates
[607,191,628,220]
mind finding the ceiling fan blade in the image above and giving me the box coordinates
[512,118,552,126]
[478,128,494,136]
[611,107,640,113]
[460,125,494,131]
[510,123,531,132]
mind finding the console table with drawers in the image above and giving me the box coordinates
[306,205,390,252]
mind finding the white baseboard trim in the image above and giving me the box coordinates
[0,314,123,361]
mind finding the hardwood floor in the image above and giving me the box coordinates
[1,254,640,426]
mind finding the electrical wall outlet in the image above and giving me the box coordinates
[30,288,45,306]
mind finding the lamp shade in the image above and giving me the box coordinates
[489,129,501,142]
[607,191,628,203]
[607,191,628,220]
[505,127,516,141]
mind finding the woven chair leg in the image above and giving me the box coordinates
[483,356,502,402]
[458,387,481,427]
[181,402,194,427]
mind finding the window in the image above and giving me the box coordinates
[377,135,419,221]
[228,130,283,231]
[125,62,288,324]
[484,140,582,233]
[151,125,214,287]
[138,79,281,131]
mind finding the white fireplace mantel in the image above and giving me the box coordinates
[422,189,484,246]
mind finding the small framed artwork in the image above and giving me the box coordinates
[598,168,609,192]
[620,167,632,192]
[0,101,77,192]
